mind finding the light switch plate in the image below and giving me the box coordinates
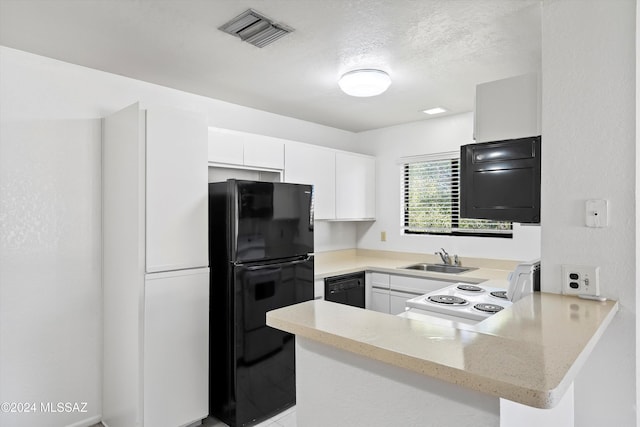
[561,264,600,296]
[586,199,608,227]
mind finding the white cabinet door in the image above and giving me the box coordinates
[102,103,145,427]
[335,152,376,219]
[285,143,336,220]
[208,128,285,170]
[144,269,209,427]
[314,279,325,299]
[244,133,285,170]
[474,73,541,143]
[367,272,390,311]
[390,290,422,315]
[208,127,244,165]
[146,107,209,273]
[371,289,390,313]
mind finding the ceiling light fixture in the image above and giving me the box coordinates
[338,69,391,97]
[423,107,448,115]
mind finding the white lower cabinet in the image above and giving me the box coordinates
[314,279,325,299]
[368,272,390,313]
[389,290,421,315]
[143,269,209,427]
[371,288,391,313]
[367,272,456,315]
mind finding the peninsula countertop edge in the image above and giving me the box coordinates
[266,294,618,409]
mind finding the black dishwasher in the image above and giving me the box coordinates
[324,271,365,308]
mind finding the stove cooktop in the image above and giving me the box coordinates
[405,283,512,322]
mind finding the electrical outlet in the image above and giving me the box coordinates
[380,231,387,242]
[561,265,600,296]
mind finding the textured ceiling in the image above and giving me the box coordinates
[0,0,541,132]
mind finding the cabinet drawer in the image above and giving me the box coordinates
[389,274,456,294]
[370,272,390,289]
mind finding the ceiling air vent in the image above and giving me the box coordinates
[219,9,294,48]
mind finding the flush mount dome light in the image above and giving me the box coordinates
[338,69,391,97]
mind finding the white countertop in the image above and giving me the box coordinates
[266,294,618,409]
[314,249,518,283]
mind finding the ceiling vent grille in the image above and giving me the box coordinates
[219,9,294,48]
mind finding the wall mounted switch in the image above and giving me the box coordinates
[586,199,608,227]
[561,264,600,296]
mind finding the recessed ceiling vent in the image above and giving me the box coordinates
[219,9,294,48]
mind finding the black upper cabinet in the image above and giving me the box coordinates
[460,136,541,224]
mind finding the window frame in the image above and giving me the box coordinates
[401,152,513,238]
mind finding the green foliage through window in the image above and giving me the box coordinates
[402,156,512,237]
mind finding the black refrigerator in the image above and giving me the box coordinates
[208,179,314,427]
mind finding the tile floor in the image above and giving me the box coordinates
[91,406,297,427]
[201,406,296,427]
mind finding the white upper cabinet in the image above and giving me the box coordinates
[208,127,284,170]
[243,133,285,169]
[284,142,376,221]
[474,73,541,143]
[208,129,376,221]
[284,142,336,220]
[146,107,209,273]
[207,128,244,165]
[335,152,375,220]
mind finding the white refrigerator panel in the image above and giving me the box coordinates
[145,107,208,273]
[143,269,209,427]
[103,103,146,427]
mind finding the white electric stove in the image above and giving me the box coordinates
[397,260,540,327]
[400,282,512,325]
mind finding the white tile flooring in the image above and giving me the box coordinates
[201,405,297,427]
[93,405,297,427]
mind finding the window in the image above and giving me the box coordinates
[402,152,512,237]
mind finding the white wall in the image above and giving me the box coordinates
[314,222,358,253]
[0,47,357,152]
[0,119,103,427]
[541,1,636,426]
[637,2,640,424]
[0,46,357,427]
[353,112,542,261]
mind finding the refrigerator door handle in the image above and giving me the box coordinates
[240,256,311,271]
[309,187,314,231]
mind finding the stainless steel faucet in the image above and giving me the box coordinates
[436,248,451,265]
[435,248,461,266]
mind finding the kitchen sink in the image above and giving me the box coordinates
[400,263,477,274]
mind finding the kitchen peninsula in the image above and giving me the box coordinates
[267,258,618,426]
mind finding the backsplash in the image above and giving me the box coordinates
[314,221,357,253]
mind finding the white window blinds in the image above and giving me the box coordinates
[401,153,512,236]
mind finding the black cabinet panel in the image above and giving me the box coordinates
[461,136,541,223]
